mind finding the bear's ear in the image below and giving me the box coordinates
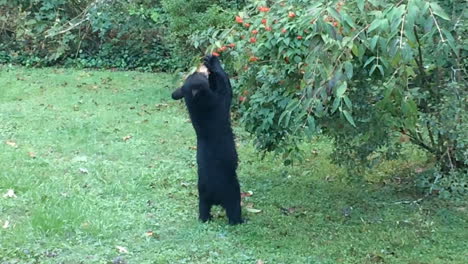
[171,87,184,100]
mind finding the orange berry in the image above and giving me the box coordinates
[212,52,220,56]
[288,12,296,18]
[265,26,272,31]
[297,35,303,40]
[261,19,267,24]
[258,7,270,12]
[249,56,259,62]
[252,29,259,34]
[244,23,251,28]
[250,37,257,43]
[235,16,243,23]
[217,46,228,52]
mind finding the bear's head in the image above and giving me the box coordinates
[171,65,209,101]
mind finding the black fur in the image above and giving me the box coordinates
[171,55,242,225]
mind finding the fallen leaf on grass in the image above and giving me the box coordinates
[415,167,425,173]
[3,189,17,198]
[245,203,262,213]
[247,208,262,213]
[116,246,129,254]
[112,256,127,264]
[5,140,17,148]
[189,146,197,150]
[122,135,132,141]
[241,191,253,198]
[144,231,154,237]
[27,152,36,158]
[72,156,88,162]
[2,220,10,229]
[280,207,297,215]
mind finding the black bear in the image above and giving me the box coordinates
[171,55,243,225]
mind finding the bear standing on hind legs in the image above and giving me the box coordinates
[171,55,243,225]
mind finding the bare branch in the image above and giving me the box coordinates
[429,6,446,43]
[399,13,406,49]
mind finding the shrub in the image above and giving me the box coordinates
[200,0,467,194]
[161,0,246,68]
[0,0,178,70]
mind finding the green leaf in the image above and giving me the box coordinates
[376,65,385,77]
[404,24,417,44]
[429,2,450,20]
[357,0,365,12]
[343,95,353,109]
[369,64,377,75]
[370,36,379,51]
[364,56,376,68]
[342,13,357,28]
[331,97,341,113]
[294,56,301,63]
[344,61,353,79]
[336,82,347,98]
[327,7,342,21]
[351,44,359,57]
[442,28,459,55]
[315,102,325,117]
[368,19,382,33]
[406,0,419,27]
[306,115,316,135]
[342,110,356,127]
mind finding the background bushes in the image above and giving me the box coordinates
[0,0,242,70]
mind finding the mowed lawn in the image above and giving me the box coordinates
[0,66,466,264]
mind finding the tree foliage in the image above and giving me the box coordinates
[199,0,467,194]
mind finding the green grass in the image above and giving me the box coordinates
[0,66,466,264]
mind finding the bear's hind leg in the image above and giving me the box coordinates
[224,198,243,225]
[199,198,213,222]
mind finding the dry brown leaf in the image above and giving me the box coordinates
[3,189,17,198]
[145,231,154,237]
[122,135,132,141]
[189,146,197,150]
[241,191,253,198]
[116,246,129,254]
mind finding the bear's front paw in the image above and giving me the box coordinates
[203,54,222,73]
